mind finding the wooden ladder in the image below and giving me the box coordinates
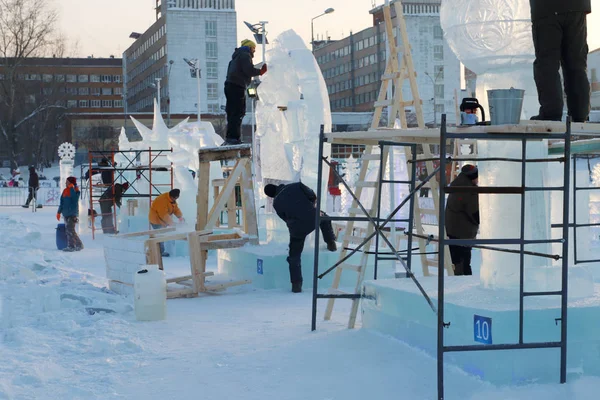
[324,1,452,328]
[450,139,479,181]
[196,144,259,244]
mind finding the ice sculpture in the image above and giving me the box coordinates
[118,100,224,223]
[255,30,332,210]
[440,0,537,118]
[441,1,555,289]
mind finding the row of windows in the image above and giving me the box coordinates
[317,23,443,65]
[327,71,381,95]
[64,86,122,96]
[127,65,167,98]
[128,25,167,63]
[166,0,235,10]
[403,4,440,15]
[1,73,121,83]
[67,99,123,108]
[322,52,386,80]
[329,90,380,110]
[127,46,166,83]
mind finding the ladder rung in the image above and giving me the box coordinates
[418,209,437,215]
[355,181,378,188]
[381,72,401,80]
[400,100,415,107]
[328,288,352,296]
[348,207,373,215]
[338,263,362,272]
[361,153,382,161]
[374,100,393,108]
[343,235,368,244]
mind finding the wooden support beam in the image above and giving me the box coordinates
[198,145,252,162]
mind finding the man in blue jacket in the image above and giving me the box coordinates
[529,0,592,122]
[223,39,267,145]
[57,176,83,252]
[264,182,337,293]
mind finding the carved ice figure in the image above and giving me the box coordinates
[118,100,224,223]
[255,30,332,210]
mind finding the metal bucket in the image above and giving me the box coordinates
[487,88,525,125]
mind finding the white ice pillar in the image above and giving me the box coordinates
[478,140,552,289]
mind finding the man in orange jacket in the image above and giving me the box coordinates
[149,189,184,257]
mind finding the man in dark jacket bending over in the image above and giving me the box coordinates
[529,0,592,122]
[264,182,337,293]
[223,39,267,145]
[445,165,480,276]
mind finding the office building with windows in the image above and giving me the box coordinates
[0,57,123,113]
[123,0,237,116]
[314,0,461,126]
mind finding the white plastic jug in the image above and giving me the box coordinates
[134,264,167,321]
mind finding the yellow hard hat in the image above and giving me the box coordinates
[241,39,257,49]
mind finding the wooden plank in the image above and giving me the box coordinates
[206,159,248,229]
[198,145,252,163]
[145,232,191,245]
[227,184,237,229]
[119,227,176,238]
[166,272,214,284]
[204,280,251,292]
[167,288,197,299]
[188,233,206,293]
[241,158,259,244]
[195,161,212,231]
[200,237,249,251]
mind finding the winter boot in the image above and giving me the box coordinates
[291,281,302,293]
[327,241,337,252]
[221,138,242,146]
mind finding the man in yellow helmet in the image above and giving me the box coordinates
[223,39,267,145]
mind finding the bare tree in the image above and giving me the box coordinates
[0,0,65,169]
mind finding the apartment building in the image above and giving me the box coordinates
[123,0,237,116]
[314,0,461,126]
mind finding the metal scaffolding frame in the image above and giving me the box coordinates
[436,115,572,400]
[83,148,173,239]
[310,118,585,399]
[311,127,440,331]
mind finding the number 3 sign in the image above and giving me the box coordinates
[474,315,492,345]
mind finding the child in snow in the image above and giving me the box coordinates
[57,176,84,252]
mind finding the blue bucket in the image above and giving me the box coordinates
[56,223,67,250]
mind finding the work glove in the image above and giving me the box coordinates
[56,213,61,221]
[260,63,267,76]
[178,216,186,223]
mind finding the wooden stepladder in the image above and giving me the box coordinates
[324,1,452,329]
[196,144,259,245]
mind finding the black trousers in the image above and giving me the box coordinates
[532,12,590,122]
[448,235,472,276]
[287,218,336,284]
[25,188,37,205]
[100,199,116,234]
[224,83,246,141]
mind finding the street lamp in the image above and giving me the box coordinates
[425,68,444,127]
[311,8,335,52]
[149,77,162,113]
[184,57,201,122]
[244,21,269,63]
[167,60,174,126]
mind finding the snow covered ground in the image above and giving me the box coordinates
[1,207,600,399]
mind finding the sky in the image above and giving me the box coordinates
[57,0,600,57]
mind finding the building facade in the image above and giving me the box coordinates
[314,0,461,126]
[0,57,124,165]
[0,57,123,113]
[123,0,237,116]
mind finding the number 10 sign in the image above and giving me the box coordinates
[474,315,492,345]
